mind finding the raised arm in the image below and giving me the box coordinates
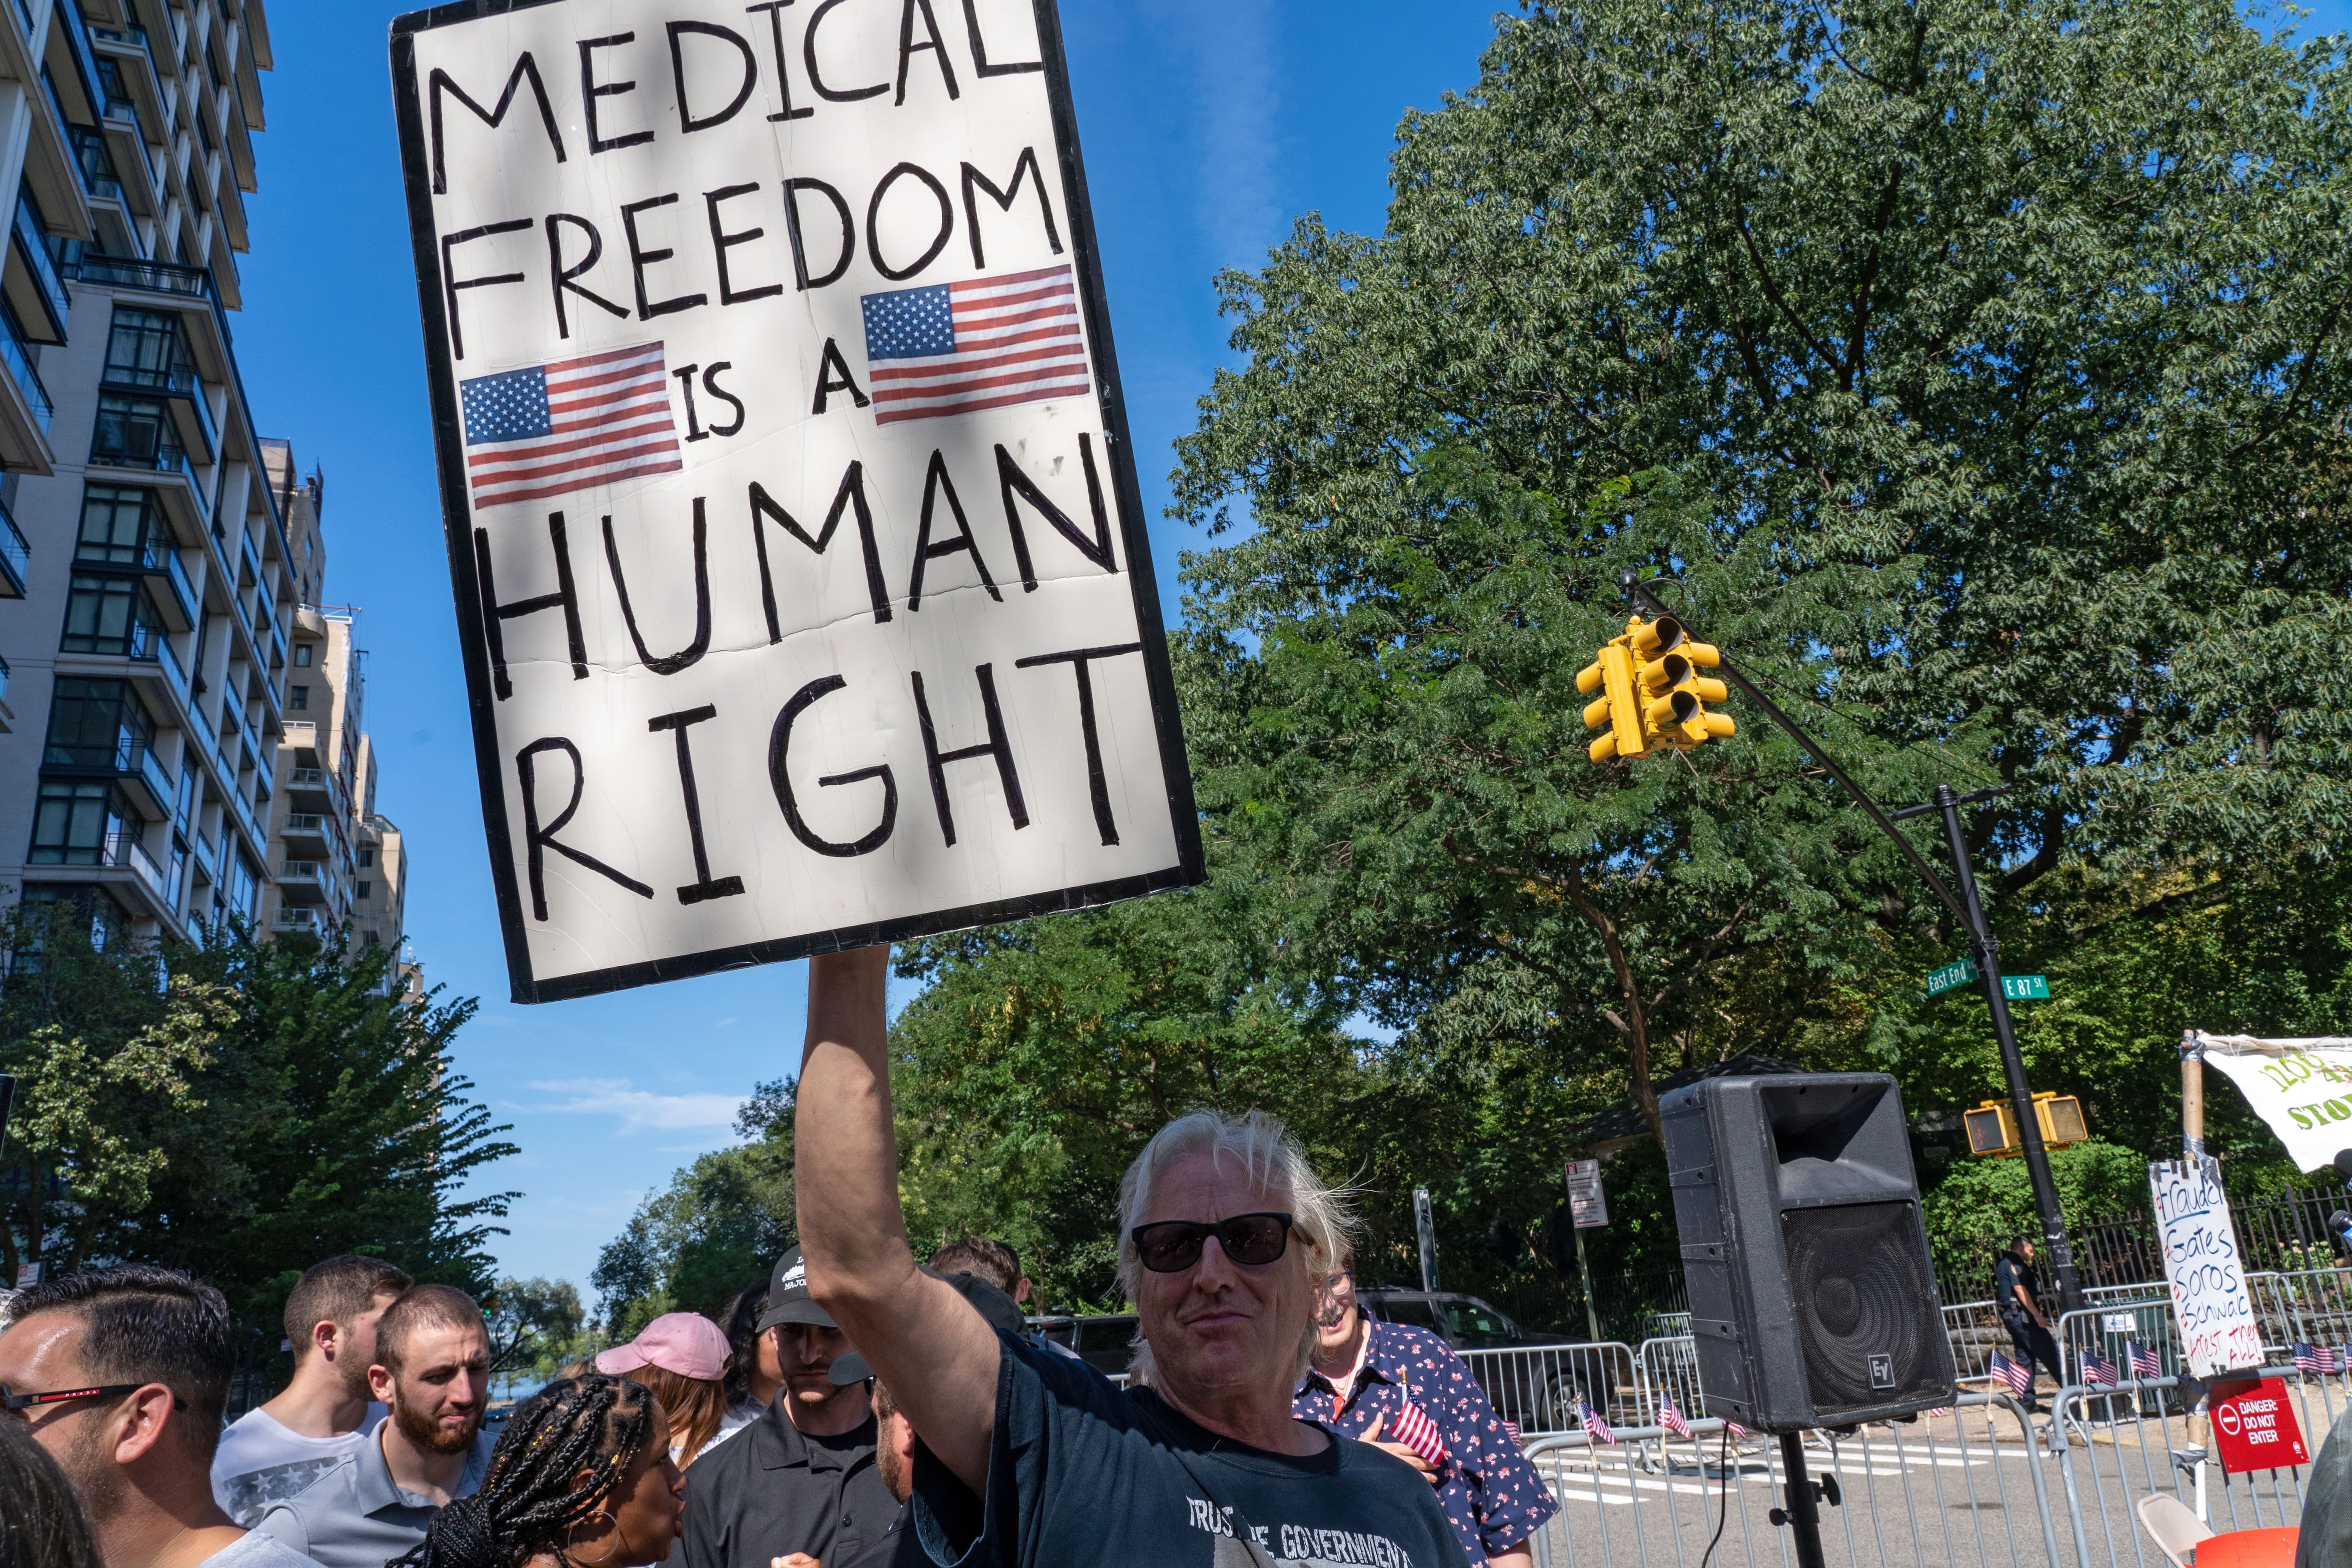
[794,947,1001,1491]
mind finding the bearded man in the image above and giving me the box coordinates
[253,1285,495,1568]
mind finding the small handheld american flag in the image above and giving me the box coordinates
[1988,1350,2034,1398]
[2082,1350,2120,1387]
[1501,1419,1522,1445]
[1659,1392,1692,1440]
[1924,1405,1954,1417]
[2296,1342,2320,1374]
[2128,1341,2162,1378]
[1384,1397,1448,1469]
[460,342,682,508]
[860,265,1092,425]
[1579,1400,1617,1445]
[1725,1417,1748,1438]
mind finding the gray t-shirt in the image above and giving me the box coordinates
[199,1532,329,1568]
[212,1407,388,1526]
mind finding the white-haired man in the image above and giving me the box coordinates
[796,947,1470,1568]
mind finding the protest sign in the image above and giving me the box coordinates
[2149,1156,2264,1379]
[390,0,1202,1001]
[2193,1034,2352,1172]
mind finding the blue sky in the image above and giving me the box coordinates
[232,1,1505,1293]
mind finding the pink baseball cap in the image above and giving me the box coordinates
[595,1312,729,1383]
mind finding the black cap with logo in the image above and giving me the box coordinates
[756,1244,836,1331]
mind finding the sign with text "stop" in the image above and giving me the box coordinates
[2208,1377,2308,1474]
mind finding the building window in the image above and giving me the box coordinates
[358,848,375,867]
[61,574,163,655]
[44,678,148,768]
[294,644,312,668]
[288,684,308,711]
[356,881,372,901]
[103,308,193,392]
[29,779,131,865]
[91,394,184,472]
[76,485,157,565]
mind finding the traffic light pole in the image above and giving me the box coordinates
[1613,573,2083,1314]
[1917,785,2083,1315]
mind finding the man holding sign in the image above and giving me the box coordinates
[392,0,1202,1005]
[795,947,1469,1568]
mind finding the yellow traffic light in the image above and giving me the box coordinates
[1582,614,1738,760]
[1964,1092,2089,1157]
[1578,644,1647,762]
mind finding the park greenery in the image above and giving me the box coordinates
[598,0,2352,1337]
[0,901,516,1373]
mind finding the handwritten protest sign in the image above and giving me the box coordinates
[2150,1157,2264,1379]
[390,0,1201,1001]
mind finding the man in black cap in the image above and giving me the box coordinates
[678,1245,893,1568]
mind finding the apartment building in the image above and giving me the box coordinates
[0,0,408,972]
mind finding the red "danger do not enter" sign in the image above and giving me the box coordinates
[2209,1377,2309,1474]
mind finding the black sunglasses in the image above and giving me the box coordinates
[0,1383,184,1415]
[1130,1213,1296,1274]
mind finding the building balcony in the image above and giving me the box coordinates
[273,906,326,936]
[279,812,328,856]
[0,314,56,474]
[53,1,105,129]
[286,764,338,815]
[100,359,215,459]
[8,197,68,343]
[25,827,176,925]
[68,126,121,207]
[61,252,231,384]
[277,860,326,906]
[73,537,193,629]
[188,829,215,886]
[0,498,26,597]
[43,733,174,820]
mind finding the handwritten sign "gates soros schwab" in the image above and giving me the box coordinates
[390,0,1201,1001]
[2150,1157,2265,1379]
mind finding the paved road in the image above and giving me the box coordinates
[1523,1409,2309,1568]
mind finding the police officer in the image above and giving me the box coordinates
[1994,1234,2065,1410]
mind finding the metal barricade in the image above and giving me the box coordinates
[2050,1365,2344,1565]
[1456,1341,1643,1438]
[2055,1297,2177,1417]
[1523,1392,2062,1568]
[1635,1335,1705,1430]
[1944,1299,2008,1388]
[2248,1266,2352,1356]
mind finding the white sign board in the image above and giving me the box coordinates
[1565,1158,1609,1229]
[391,0,1201,1000]
[2194,1034,2352,1172]
[2150,1156,2264,1379]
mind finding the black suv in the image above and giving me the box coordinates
[1356,1289,1591,1428]
[1032,1313,1140,1377]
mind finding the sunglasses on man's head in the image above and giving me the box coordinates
[0,1384,185,1416]
[1130,1212,1296,1274]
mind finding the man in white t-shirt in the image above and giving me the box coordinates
[212,1255,411,1525]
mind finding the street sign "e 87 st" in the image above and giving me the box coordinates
[1925,959,2050,1001]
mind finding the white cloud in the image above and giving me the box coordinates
[523,1079,745,1134]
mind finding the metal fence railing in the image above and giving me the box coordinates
[1456,1342,1643,1437]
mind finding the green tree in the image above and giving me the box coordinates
[487,1277,590,1379]
[592,1082,795,1331]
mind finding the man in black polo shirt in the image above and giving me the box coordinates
[678,1245,893,1568]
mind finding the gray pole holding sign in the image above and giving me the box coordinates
[1412,1187,1440,1293]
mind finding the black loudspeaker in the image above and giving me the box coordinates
[1660,1073,1956,1431]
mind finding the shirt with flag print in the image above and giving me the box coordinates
[1295,1318,1558,1564]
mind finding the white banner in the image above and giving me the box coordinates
[390,0,1201,1000]
[2194,1034,2352,1172]
[2150,1156,2265,1379]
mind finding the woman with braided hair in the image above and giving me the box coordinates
[393,1373,683,1568]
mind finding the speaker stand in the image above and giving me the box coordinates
[1771,1432,1834,1568]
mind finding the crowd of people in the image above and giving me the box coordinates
[0,944,1568,1568]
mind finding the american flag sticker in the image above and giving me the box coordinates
[460,342,683,508]
[860,265,1092,425]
